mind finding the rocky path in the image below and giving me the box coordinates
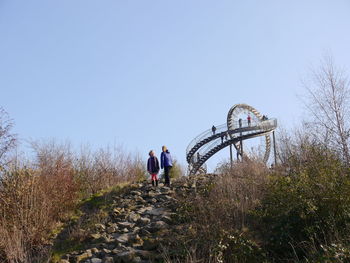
[58,177,202,263]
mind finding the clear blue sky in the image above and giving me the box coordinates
[1,0,350,171]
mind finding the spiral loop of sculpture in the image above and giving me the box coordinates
[227,103,271,163]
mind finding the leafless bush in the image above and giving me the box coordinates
[30,141,146,197]
[0,140,78,262]
[0,140,145,262]
[75,145,145,196]
[0,165,77,263]
[275,126,311,164]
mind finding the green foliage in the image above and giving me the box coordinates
[159,160,184,181]
[51,240,84,263]
[174,201,195,223]
[314,243,350,262]
[253,144,350,260]
[169,160,183,179]
[81,184,126,210]
[213,231,267,263]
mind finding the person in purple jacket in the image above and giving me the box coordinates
[161,145,173,187]
[147,150,160,187]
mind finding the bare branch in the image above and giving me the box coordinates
[0,107,17,169]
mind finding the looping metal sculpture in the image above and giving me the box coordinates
[186,103,277,175]
[227,103,271,164]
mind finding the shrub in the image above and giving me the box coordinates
[254,144,350,260]
[169,160,184,179]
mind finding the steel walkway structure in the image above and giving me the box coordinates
[186,104,277,175]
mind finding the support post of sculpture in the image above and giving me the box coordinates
[273,131,277,165]
[230,144,233,169]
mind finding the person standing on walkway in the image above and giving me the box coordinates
[212,125,216,135]
[238,118,242,128]
[247,114,251,126]
[161,146,173,187]
[147,150,160,187]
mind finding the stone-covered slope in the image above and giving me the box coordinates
[57,176,210,263]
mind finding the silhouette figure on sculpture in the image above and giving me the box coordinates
[212,125,216,135]
[238,118,242,128]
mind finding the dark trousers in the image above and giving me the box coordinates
[164,166,172,186]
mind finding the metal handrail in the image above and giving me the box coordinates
[197,137,221,156]
[186,123,227,154]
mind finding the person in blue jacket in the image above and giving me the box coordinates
[160,145,173,187]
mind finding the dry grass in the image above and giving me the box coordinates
[194,160,269,237]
